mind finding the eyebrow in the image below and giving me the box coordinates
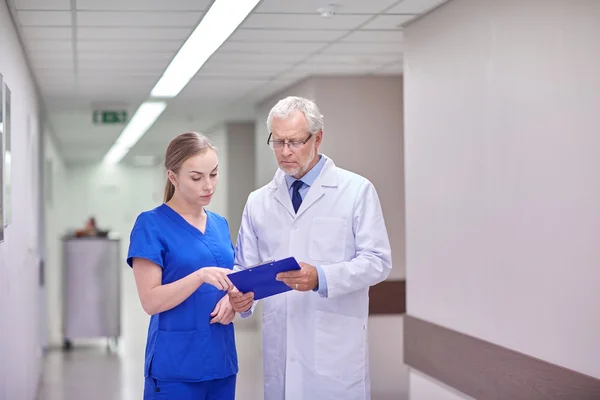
[273,135,305,141]
[189,165,219,175]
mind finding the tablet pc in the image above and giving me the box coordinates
[229,257,301,300]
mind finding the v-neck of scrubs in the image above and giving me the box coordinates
[160,203,210,238]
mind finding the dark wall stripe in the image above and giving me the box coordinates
[369,279,405,315]
[404,315,600,400]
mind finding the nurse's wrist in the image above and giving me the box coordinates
[195,269,209,286]
[195,269,204,283]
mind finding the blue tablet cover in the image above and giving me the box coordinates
[229,257,301,300]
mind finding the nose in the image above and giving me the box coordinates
[281,143,293,157]
[203,180,214,193]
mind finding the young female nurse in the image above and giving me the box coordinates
[127,132,239,399]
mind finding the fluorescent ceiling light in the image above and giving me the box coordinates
[103,101,167,165]
[102,0,258,165]
[150,0,261,98]
[102,145,129,167]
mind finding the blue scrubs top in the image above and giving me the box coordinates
[127,203,238,382]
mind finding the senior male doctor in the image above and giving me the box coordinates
[228,96,392,400]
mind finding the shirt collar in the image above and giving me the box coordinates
[285,154,326,189]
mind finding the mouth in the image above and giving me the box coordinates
[200,193,214,199]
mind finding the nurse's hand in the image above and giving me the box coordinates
[197,267,233,291]
[228,288,254,312]
[210,295,235,325]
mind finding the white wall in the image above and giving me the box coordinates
[255,75,407,399]
[43,130,69,347]
[404,0,600,396]
[0,2,44,399]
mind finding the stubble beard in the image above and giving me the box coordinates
[280,144,316,177]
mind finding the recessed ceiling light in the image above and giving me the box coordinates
[317,4,337,17]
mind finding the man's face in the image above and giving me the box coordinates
[270,110,321,178]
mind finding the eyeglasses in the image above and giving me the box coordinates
[267,132,313,150]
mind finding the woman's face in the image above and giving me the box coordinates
[169,149,219,207]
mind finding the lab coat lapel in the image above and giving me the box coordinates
[268,157,338,219]
[295,157,338,219]
[269,170,296,217]
[295,184,324,218]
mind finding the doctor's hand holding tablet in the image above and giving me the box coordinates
[228,259,317,315]
[275,261,319,291]
[228,256,313,312]
[228,259,319,314]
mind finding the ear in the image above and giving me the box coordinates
[315,129,323,147]
[167,170,178,188]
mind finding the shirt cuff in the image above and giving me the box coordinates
[240,300,258,318]
[313,265,328,298]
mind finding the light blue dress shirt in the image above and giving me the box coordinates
[284,154,328,297]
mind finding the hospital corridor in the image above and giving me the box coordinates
[1,0,600,399]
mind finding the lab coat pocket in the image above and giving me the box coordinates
[309,217,347,263]
[314,310,366,378]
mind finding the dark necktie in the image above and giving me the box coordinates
[291,180,304,213]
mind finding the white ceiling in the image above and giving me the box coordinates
[7,0,447,164]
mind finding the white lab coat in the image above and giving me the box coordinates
[234,155,392,400]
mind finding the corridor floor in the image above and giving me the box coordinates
[36,328,264,400]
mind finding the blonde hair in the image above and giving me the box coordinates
[163,132,215,203]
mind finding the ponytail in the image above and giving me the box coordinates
[164,179,175,203]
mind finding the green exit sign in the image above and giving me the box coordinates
[93,110,128,125]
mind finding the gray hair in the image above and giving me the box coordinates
[266,96,324,134]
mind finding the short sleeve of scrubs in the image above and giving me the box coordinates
[127,212,165,269]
